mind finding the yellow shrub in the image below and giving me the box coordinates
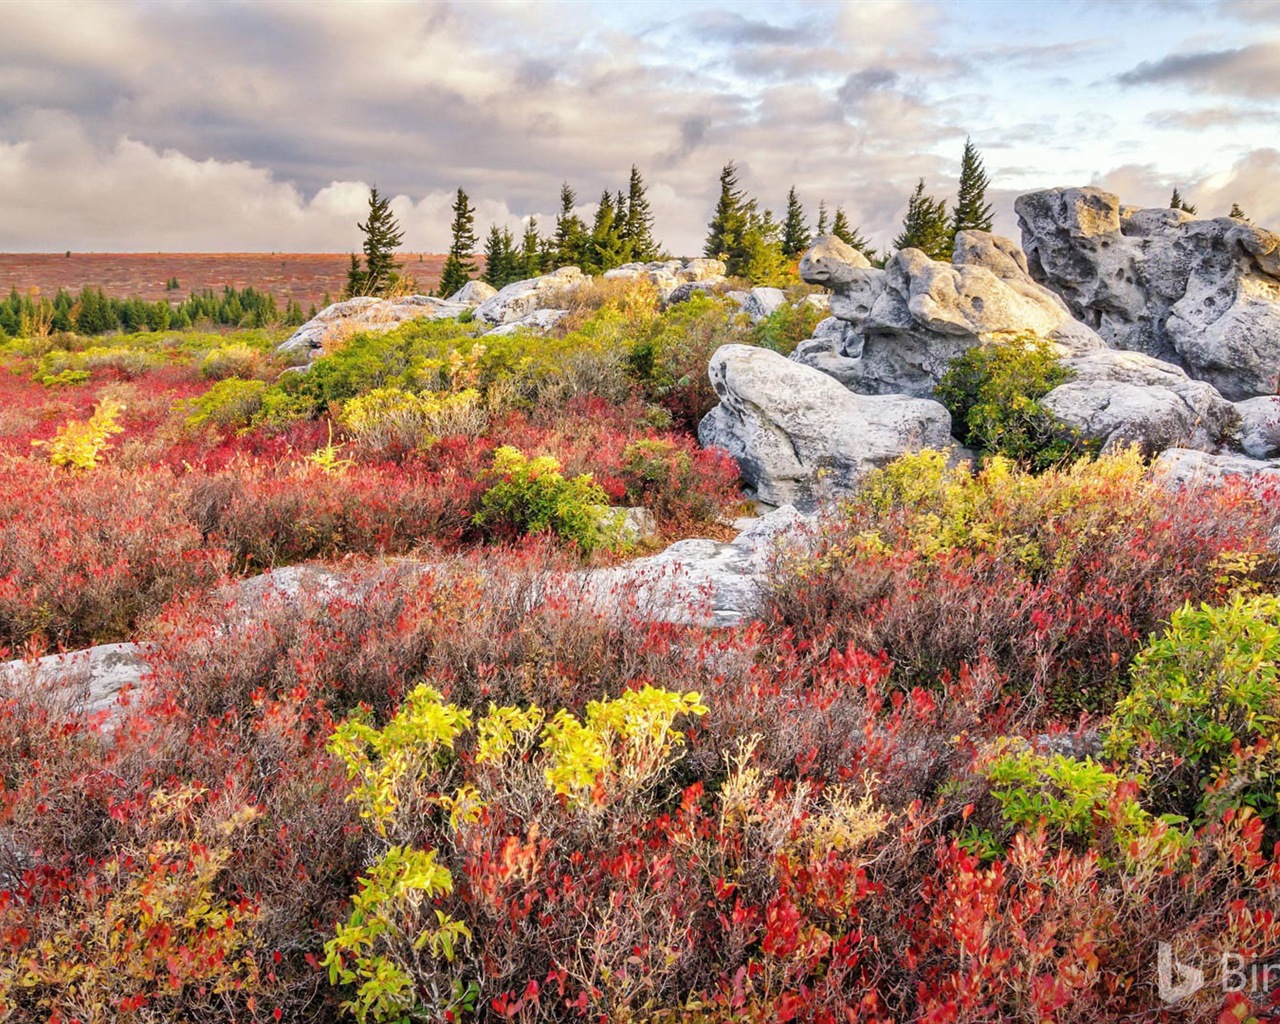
[33,397,126,469]
[339,386,484,452]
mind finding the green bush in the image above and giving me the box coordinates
[185,378,269,431]
[1106,594,1280,829]
[935,336,1090,470]
[750,300,825,356]
[472,446,620,554]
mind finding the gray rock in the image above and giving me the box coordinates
[698,344,953,509]
[1237,396,1280,458]
[675,258,727,283]
[740,287,787,323]
[1016,186,1280,400]
[1154,448,1280,486]
[664,281,719,306]
[797,231,1104,398]
[475,267,586,326]
[482,309,569,337]
[0,642,155,724]
[278,295,470,359]
[579,505,812,627]
[614,506,659,546]
[1041,349,1239,453]
[447,280,498,305]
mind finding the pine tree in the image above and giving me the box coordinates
[553,182,588,269]
[705,161,750,263]
[830,207,874,258]
[1169,188,1197,215]
[894,179,952,262]
[438,187,478,298]
[482,225,518,287]
[816,200,829,237]
[344,253,366,299]
[620,165,659,261]
[587,190,627,272]
[781,186,810,258]
[520,217,544,278]
[951,137,994,242]
[1229,202,1249,222]
[738,208,788,285]
[356,187,405,295]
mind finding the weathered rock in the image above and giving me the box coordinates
[475,267,586,326]
[676,258,727,283]
[797,231,1104,398]
[1154,448,1280,487]
[698,344,953,509]
[447,280,498,305]
[278,295,470,358]
[740,287,787,323]
[1041,349,1239,453]
[1016,186,1280,399]
[482,309,569,337]
[791,317,865,387]
[1237,396,1280,459]
[614,506,659,546]
[664,281,719,306]
[579,505,811,627]
[600,259,729,302]
[0,642,154,724]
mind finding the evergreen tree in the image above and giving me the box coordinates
[620,165,659,261]
[344,253,366,298]
[894,179,952,262]
[1169,188,1197,215]
[830,207,874,258]
[482,225,519,288]
[438,187,478,298]
[356,186,404,295]
[520,217,545,278]
[738,208,788,285]
[553,182,588,269]
[781,186,810,258]
[704,161,750,263]
[587,190,627,272]
[951,137,994,242]
[816,200,829,237]
[1229,202,1249,222]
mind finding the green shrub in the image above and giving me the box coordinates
[1106,595,1280,828]
[935,336,1089,470]
[751,300,825,356]
[185,378,269,431]
[37,345,164,383]
[473,446,619,554]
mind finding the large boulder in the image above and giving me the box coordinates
[447,280,498,305]
[1015,187,1280,400]
[1154,449,1280,487]
[278,295,469,359]
[796,232,1104,398]
[475,267,586,326]
[1237,396,1280,459]
[698,344,953,509]
[1,642,154,725]
[1041,349,1239,453]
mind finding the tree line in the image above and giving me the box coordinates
[0,285,310,339]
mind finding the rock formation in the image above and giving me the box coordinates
[1015,187,1280,400]
[278,294,470,358]
[698,344,952,509]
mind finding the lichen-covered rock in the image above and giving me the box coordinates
[698,344,952,509]
[482,308,569,337]
[475,267,586,326]
[796,231,1104,398]
[1041,349,1239,453]
[278,295,469,359]
[1,642,155,724]
[1237,396,1280,459]
[1016,186,1280,400]
[1154,448,1280,487]
[447,280,498,305]
[740,287,787,323]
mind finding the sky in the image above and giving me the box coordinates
[1,0,1278,256]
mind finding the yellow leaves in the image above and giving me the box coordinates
[475,703,545,764]
[339,385,483,451]
[32,397,125,469]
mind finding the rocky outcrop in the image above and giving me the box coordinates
[1237,396,1280,459]
[482,308,570,337]
[0,642,154,725]
[602,258,728,303]
[699,344,953,509]
[447,280,498,304]
[1154,448,1280,487]
[278,295,470,358]
[1015,187,1280,400]
[475,267,587,326]
[795,232,1104,398]
[1041,349,1239,453]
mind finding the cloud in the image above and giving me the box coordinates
[1117,42,1280,98]
[1091,149,1280,226]
[1146,106,1280,130]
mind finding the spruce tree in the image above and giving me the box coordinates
[521,217,544,278]
[951,137,994,242]
[587,190,627,272]
[816,200,829,237]
[781,186,810,258]
[704,161,749,263]
[830,207,874,258]
[344,253,366,299]
[357,186,405,296]
[553,182,588,269]
[1229,202,1249,222]
[482,225,516,288]
[738,208,788,285]
[438,187,478,298]
[620,165,659,261]
[1169,188,1197,215]
[894,179,952,262]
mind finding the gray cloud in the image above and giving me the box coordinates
[1117,42,1280,97]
